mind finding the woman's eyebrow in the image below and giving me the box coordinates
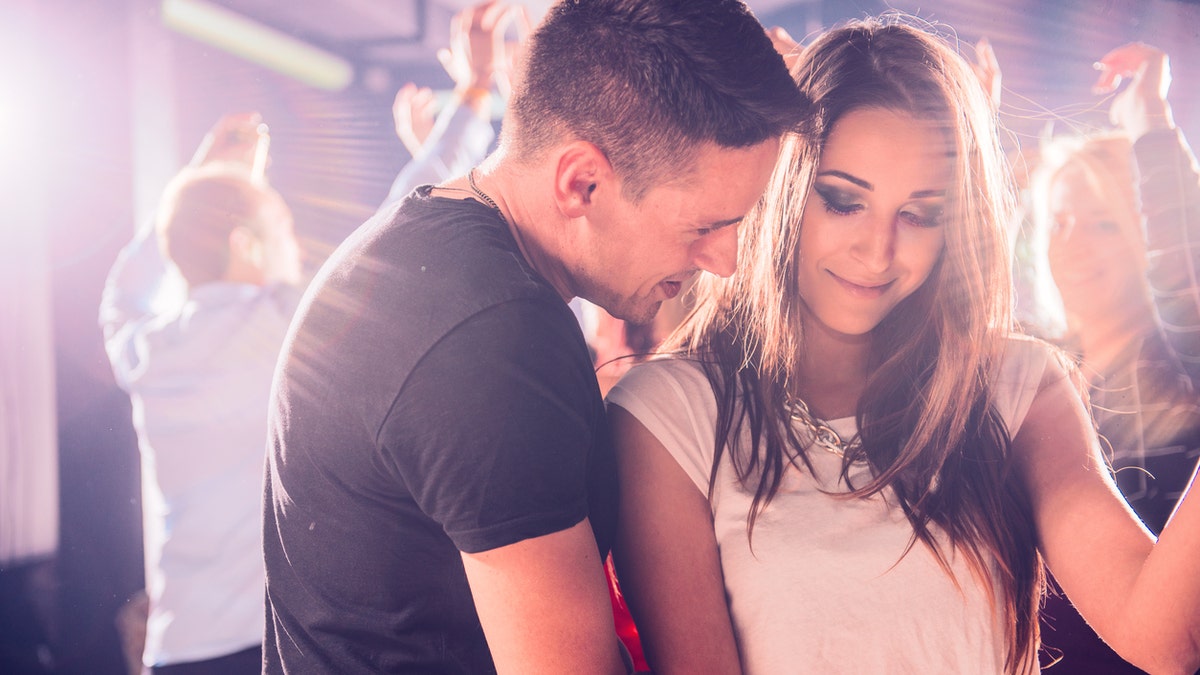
[817,170,873,190]
[818,171,946,199]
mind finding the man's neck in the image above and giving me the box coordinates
[473,159,576,303]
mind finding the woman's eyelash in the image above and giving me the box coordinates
[821,198,858,216]
[814,184,944,226]
[901,209,944,228]
[814,186,860,215]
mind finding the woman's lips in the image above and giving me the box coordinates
[829,271,893,298]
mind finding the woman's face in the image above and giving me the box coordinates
[1047,163,1146,323]
[794,107,950,340]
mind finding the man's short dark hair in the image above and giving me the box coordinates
[506,0,807,200]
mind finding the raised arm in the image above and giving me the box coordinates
[1101,43,1200,375]
[379,91,496,210]
[608,404,742,674]
[391,83,439,159]
[379,1,522,210]
[970,37,1002,111]
[97,216,174,390]
[188,111,270,177]
[1014,356,1200,673]
[100,113,266,383]
[765,26,801,71]
[1097,42,1174,142]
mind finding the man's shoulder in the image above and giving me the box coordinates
[322,195,557,323]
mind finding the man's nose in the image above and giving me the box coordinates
[691,225,740,278]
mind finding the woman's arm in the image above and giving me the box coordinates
[1014,357,1200,673]
[609,404,742,675]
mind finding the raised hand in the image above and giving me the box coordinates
[970,37,1001,111]
[392,83,438,156]
[1094,42,1174,141]
[766,26,802,70]
[493,3,532,101]
[437,1,524,96]
[189,112,269,174]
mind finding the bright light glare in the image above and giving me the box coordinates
[161,0,355,91]
[0,76,47,187]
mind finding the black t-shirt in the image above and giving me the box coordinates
[263,188,618,673]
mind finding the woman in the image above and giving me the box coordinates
[1023,42,1200,673]
[1029,42,1200,538]
[606,17,1200,675]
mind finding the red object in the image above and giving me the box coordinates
[607,559,649,672]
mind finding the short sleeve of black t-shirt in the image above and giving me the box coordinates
[381,295,606,554]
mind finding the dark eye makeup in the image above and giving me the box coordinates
[814,183,943,227]
[813,184,862,216]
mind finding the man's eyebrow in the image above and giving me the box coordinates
[707,216,744,230]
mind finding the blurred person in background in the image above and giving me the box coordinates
[1026,42,1200,673]
[99,113,305,674]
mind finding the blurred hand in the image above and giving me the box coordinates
[766,26,802,70]
[437,1,525,95]
[970,37,1002,111]
[393,83,438,156]
[190,112,268,171]
[1094,42,1174,140]
[494,3,532,101]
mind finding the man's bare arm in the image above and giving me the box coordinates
[461,518,628,674]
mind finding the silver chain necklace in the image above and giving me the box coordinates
[468,168,532,259]
[467,168,503,215]
[788,397,862,459]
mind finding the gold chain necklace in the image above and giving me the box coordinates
[788,396,863,459]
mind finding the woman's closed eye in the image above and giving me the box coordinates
[900,204,944,228]
[815,183,944,228]
[814,184,863,216]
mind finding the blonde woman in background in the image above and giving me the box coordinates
[1025,42,1200,674]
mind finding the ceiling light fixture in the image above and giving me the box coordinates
[161,0,355,91]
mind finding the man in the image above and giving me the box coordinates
[100,114,303,673]
[263,1,806,672]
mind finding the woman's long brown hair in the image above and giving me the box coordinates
[664,16,1044,673]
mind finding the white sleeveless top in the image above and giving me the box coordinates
[607,336,1049,674]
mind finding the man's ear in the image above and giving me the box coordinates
[228,226,264,267]
[225,226,266,284]
[553,141,612,218]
